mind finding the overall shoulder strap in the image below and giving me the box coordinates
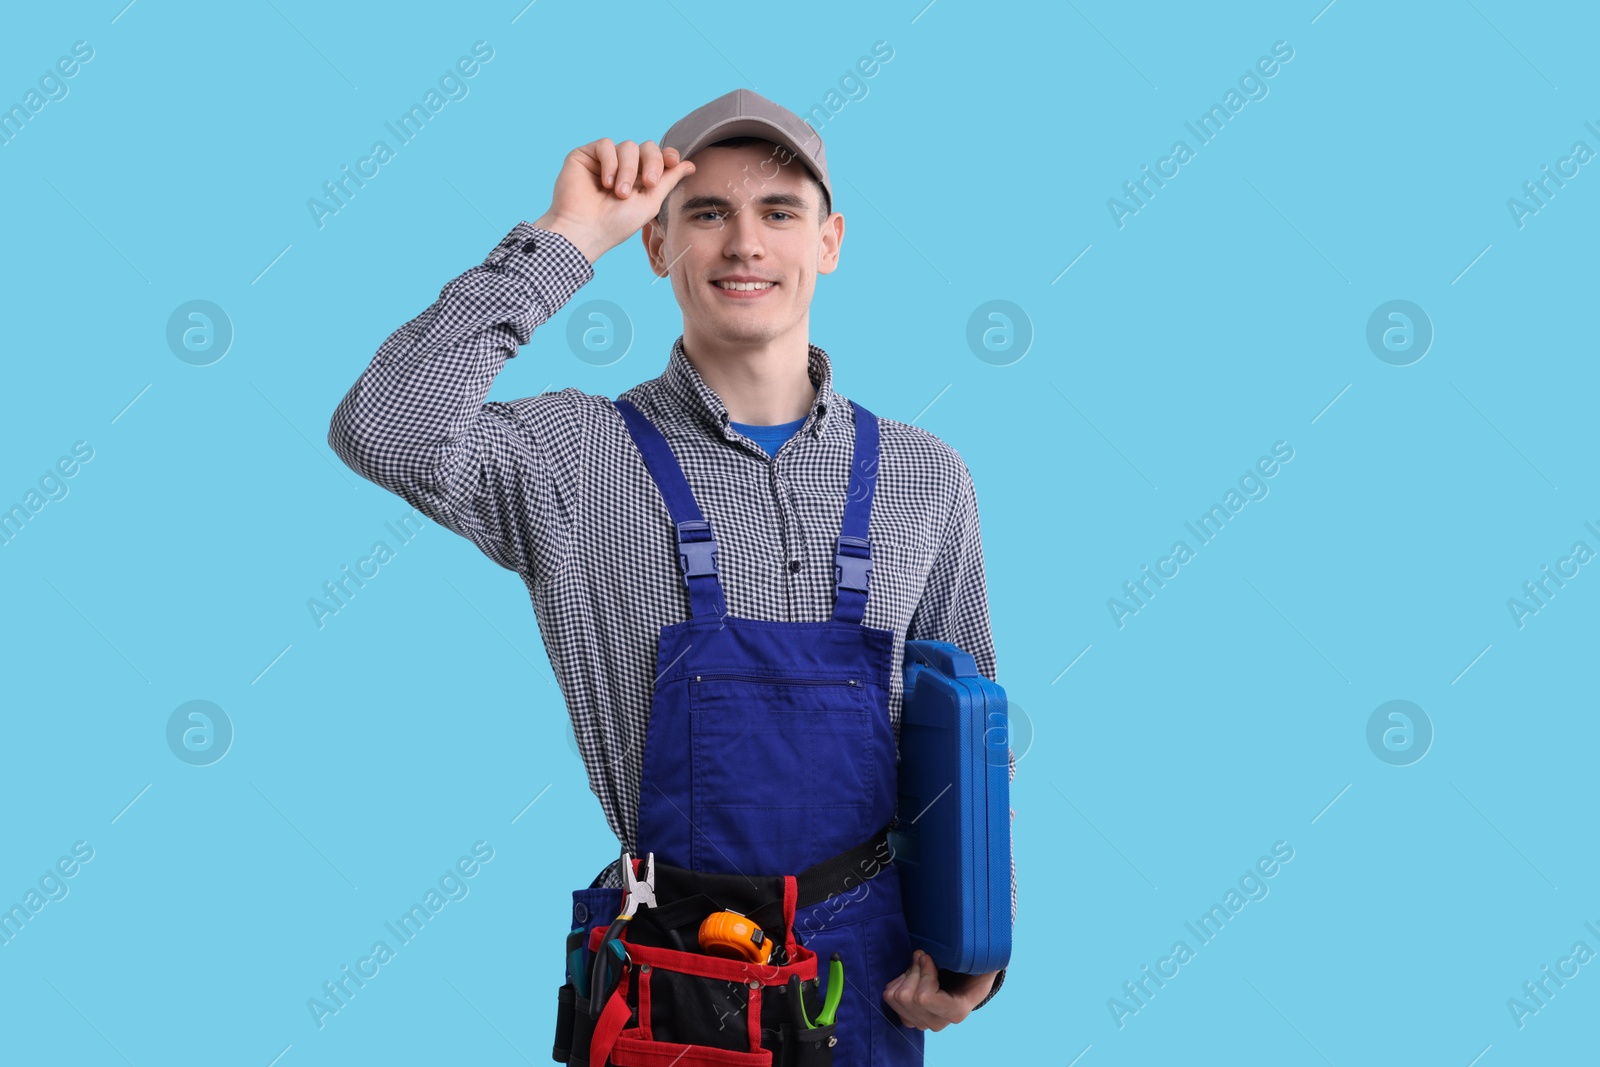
[613,398,728,620]
[833,399,879,624]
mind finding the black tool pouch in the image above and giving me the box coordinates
[777,1019,838,1067]
[553,860,834,1066]
[552,884,628,1065]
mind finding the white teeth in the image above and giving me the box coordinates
[715,281,774,291]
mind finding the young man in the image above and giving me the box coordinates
[329,89,1011,1061]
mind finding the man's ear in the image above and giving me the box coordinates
[642,218,668,277]
[816,211,845,276]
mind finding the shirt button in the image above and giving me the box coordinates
[520,238,537,253]
[788,561,800,573]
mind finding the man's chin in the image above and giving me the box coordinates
[700,313,785,343]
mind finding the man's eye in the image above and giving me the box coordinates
[769,212,792,221]
[694,211,723,221]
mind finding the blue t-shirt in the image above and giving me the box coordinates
[729,415,807,459]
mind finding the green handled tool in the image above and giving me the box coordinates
[816,952,843,1027]
[784,951,845,1030]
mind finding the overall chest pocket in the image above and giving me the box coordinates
[688,674,875,866]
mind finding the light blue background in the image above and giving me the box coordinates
[2,1,1596,1064]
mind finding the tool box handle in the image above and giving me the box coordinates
[904,640,979,679]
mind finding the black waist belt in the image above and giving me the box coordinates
[615,825,895,949]
[745,824,893,934]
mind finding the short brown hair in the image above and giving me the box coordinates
[656,136,832,230]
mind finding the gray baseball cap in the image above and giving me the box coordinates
[660,89,832,212]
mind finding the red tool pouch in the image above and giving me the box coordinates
[559,860,839,1067]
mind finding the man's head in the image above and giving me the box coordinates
[642,136,843,351]
[653,137,831,233]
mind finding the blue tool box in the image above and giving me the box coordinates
[889,640,1012,976]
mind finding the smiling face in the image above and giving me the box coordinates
[642,140,843,353]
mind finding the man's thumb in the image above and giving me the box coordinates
[637,160,694,221]
[654,160,696,198]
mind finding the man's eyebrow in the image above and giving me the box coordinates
[677,192,810,215]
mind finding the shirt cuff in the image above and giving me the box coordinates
[973,966,1005,1009]
[482,221,595,329]
[937,963,1006,1010]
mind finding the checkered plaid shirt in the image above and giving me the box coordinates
[328,222,1013,1006]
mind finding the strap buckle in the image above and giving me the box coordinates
[677,519,719,578]
[834,535,873,593]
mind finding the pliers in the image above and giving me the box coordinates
[816,952,844,1027]
[785,952,844,1029]
[587,851,656,1016]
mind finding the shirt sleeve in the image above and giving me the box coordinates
[908,461,1014,1011]
[327,222,594,584]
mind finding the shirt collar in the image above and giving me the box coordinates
[660,335,838,442]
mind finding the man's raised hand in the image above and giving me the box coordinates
[532,138,695,267]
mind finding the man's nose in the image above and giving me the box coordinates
[720,208,766,258]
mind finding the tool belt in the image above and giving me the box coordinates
[552,827,893,1067]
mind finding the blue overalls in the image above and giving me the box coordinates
[612,394,924,1067]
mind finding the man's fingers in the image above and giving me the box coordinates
[615,140,640,196]
[639,140,663,186]
[884,965,910,1011]
[578,137,687,198]
[913,951,940,997]
[882,952,977,1033]
[885,953,928,1007]
[595,138,618,188]
[655,157,696,196]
